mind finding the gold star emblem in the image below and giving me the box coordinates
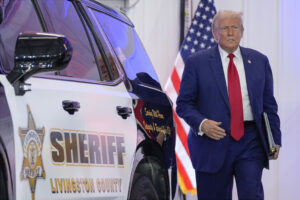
[19,105,45,200]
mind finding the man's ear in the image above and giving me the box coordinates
[240,25,244,37]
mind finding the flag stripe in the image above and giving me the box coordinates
[174,52,185,78]
[166,81,178,110]
[171,68,181,94]
[177,169,197,195]
[175,134,196,187]
[176,154,194,190]
[178,112,190,136]
[173,110,190,156]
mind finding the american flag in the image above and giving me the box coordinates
[164,0,216,194]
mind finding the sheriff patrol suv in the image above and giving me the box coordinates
[0,0,176,199]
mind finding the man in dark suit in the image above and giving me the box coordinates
[176,10,281,200]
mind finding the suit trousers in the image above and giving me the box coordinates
[195,125,266,200]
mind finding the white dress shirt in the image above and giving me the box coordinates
[198,46,254,136]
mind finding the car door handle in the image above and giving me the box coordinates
[62,100,80,115]
[116,106,132,119]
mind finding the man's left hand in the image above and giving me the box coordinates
[269,145,281,160]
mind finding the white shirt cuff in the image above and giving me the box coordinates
[198,119,208,136]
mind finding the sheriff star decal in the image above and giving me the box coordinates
[19,105,46,200]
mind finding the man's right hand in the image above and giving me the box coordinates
[201,120,226,140]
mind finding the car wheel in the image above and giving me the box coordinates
[0,164,7,200]
[129,175,160,200]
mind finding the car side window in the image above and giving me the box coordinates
[37,0,104,81]
[79,4,121,82]
[0,0,43,73]
[86,8,161,89]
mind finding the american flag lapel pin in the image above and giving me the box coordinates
[248,59,251,64]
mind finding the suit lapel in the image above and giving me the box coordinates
[209,46,230,109]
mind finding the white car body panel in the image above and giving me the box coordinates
[0,75,137,199]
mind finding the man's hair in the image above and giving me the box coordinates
[212,10,244,31]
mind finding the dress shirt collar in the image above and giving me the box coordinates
[218,45,242,61]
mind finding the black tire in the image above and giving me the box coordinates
[129,175,159,200]
[129,157,169,200]
[0,143,11,200]
[0,160,8,200]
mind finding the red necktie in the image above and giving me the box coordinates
[227,53,244,141]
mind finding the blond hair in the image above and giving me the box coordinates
[212,10,244,31]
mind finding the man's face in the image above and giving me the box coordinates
[213,16,243,53]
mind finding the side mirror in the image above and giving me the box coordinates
[7,32,72,95]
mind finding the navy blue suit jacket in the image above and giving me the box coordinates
[176,45,281,173]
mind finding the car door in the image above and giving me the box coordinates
[0,0,137,199]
